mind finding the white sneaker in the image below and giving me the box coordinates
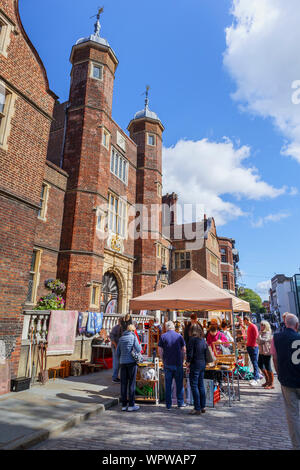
[121,406,127,411]
[127,405,140,412]
[249,380,259,386]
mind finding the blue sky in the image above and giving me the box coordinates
[20,0,300,300]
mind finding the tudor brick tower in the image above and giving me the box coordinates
[58,14,119,310]
[128,92,167,297]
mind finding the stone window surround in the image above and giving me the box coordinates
[173,250,191,270]
[90,60,104,81]
[102,126,111,150]
[156,181,162,197]
[37,182,50,221]
[210,252,219,276]
[90,282,101,308]
[107,192,128,238]
[24,248,42,306]
[147,132,156,146]
[110,146,128,185]
[0,11,14,58]
[96,206,106,232]
[0,81,16,151]
[156,242,161,258]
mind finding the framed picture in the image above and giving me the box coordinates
[203,379,214,407]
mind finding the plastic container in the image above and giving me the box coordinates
[11,377,31,392]
[95,357,113,369]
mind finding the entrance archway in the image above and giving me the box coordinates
[101,272,119,313]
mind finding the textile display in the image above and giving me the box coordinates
[77,312,88,335]
[0,360,10,396]
[86,312,103,335]
[47,310,78,356]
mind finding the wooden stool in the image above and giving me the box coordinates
[48,366,66,381]
[60,360,71,377]
[83,363,104,374]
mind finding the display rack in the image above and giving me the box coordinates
[135,358,160,405]
[148,324,160,358]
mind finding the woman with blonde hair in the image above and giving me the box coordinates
[117,324,142,411]
[257,320,274,389]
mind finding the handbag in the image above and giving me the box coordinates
[131,339,143,364]
[205,345,215,364]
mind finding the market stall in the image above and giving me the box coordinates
[129,270,251,406]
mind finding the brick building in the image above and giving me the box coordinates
[0,8,242,383]
[0,0,56,382]
[218,237,238,295]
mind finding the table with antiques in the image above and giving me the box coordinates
[204,341,240,407]
[205,364,240,407]
[91,343,112,368]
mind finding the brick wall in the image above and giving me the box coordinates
[0,0,55,378]
[34,162,68,301]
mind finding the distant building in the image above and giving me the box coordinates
[269,274,297,321]
[217,237,238,295]
[291,274,300,319]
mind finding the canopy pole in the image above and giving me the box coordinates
[232,309,238,360]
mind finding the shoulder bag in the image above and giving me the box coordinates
[131,337,143,364]
[205,343,215,364]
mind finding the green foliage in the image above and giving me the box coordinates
[35,279,65,310]
[238,288,263,313]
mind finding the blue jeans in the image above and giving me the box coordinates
[247,346,260,380]
[120,363,137,407]
[112,345,119,380]
[164,365,184,409]
[189,366,206,411]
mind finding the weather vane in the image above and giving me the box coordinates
[142,85,150,108]
[90,6,104,37]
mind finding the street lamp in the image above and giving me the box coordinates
[154,264,169,291]
[232,248,239,296]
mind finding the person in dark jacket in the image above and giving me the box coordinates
[120,313,133,335]
[271,313,300,449]
[109,318,122,383]
[184,313,204,347]
[186,324,208,415]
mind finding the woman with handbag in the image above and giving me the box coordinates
[116,324,142,412]
[186,325,210,415]
[257,320,274,389]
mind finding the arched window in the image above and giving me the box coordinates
[101,272,119,313]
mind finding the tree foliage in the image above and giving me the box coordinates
[238,288,263,313]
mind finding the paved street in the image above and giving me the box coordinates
[31,378,292,451]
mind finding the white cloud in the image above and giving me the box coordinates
[224,0,300,163]
[163,138,286,226]
[256,280,271,300]
[289,187,298,196]
[251,211,290,228]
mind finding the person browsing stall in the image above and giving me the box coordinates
[186,325,208,415]
[244,316,260,385]
[109,317,122,383]
[184,313,204,347]
[158,321,187,410]
[257,320,274,389]
[206,325,228,354]
[117,324,142,412]
[271,313,300,450]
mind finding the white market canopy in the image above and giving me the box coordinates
[130,270,250,313]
